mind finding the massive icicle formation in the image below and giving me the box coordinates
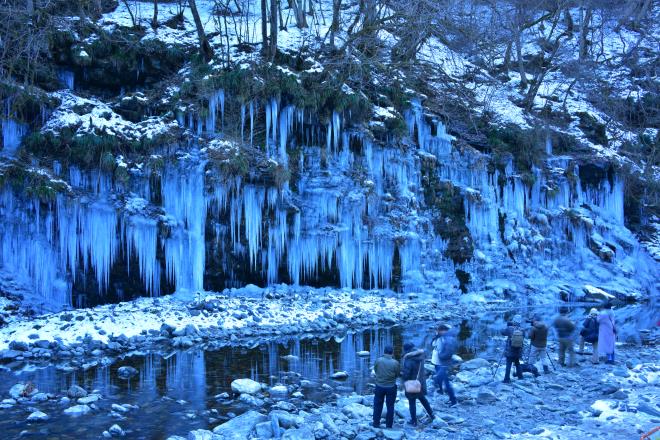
[0,96,655,309]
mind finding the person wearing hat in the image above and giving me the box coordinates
[528,315,550,373]
[500,314,525,382]
[430,323,458,406]
[401,342,434,426]
[553,307,576,367]
[579,308,600,364]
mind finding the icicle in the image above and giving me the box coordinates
[249,100,254,146]
[58,70,75,90]
[162,159,207,295]
[240,103,246,143]
[125,216,161,296]
[1,118,28,156]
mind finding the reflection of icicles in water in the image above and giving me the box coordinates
[166,351,206,409]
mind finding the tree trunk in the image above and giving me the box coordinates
[503,41,512,74]
[293,0,308,28]
[269,0,278,60]
[578,6,592,61]
[330,0,341,48]
[515,30,527,89]
[261,0,269,55]
[26,0,34,16]
[152,0,159,30]
[121,0,137,27]
[189,0,214,62]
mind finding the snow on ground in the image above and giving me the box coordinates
[0,286,411,350]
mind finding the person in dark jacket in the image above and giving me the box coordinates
[553,307,576,367]
[579,308,599,364]
[430,323,457,406]
[528,315,550,374]
[372,345,400,428]
[401,342,434,426]
[500,315,524,383]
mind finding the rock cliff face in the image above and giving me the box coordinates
[0,1,657,310]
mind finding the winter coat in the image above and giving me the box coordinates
[598,311,616,355]
[529,322,548,348]
[401,351,427,397]
[374,355,400,387]
[553,315,575,339]
[501,325,523,358]
[431,329,458,366]
[581,317,599,344]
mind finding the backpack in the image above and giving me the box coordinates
[510,328,524,348]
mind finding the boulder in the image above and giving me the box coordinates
[31,392,49,403]
[27,411,49,422]
[231,378,262,395]
[64,404,92,416]
[0,350,22,361]
[254,422,273,438]
[476,388,498,404]
[270,410,303,429]
[187,430,216,440]
[269,385,288,396]
[331,371,349,380]
[78,394,100,404]
[9,341,29,351]
[282,427,314,440]
[9,383,37,399]
[382,429,404,440]
[109,424,125,437]
[461,358,490,371]
[68,385,88,399]
[117,366,138,379]
[212,410,267,439]
[341,403,371,419]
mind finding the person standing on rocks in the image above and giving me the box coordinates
[598,303,616,364]
[553,307,576,367]
[579,308,600,364]
[401,342,434,426]
[528,315,550,374]
[431,323,458,406]
[500,314,525,383]
[372,345,400,429]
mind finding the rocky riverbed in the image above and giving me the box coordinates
[176,341,660,440]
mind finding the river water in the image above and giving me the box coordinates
[0,304,655,439]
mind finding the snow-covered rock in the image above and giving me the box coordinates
[230,378,262,395]
[64,404,92,416]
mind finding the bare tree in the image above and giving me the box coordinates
[269,0,278,60]
[189,0,214,61]
[152,0,159,30]
[261,0,268,55]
